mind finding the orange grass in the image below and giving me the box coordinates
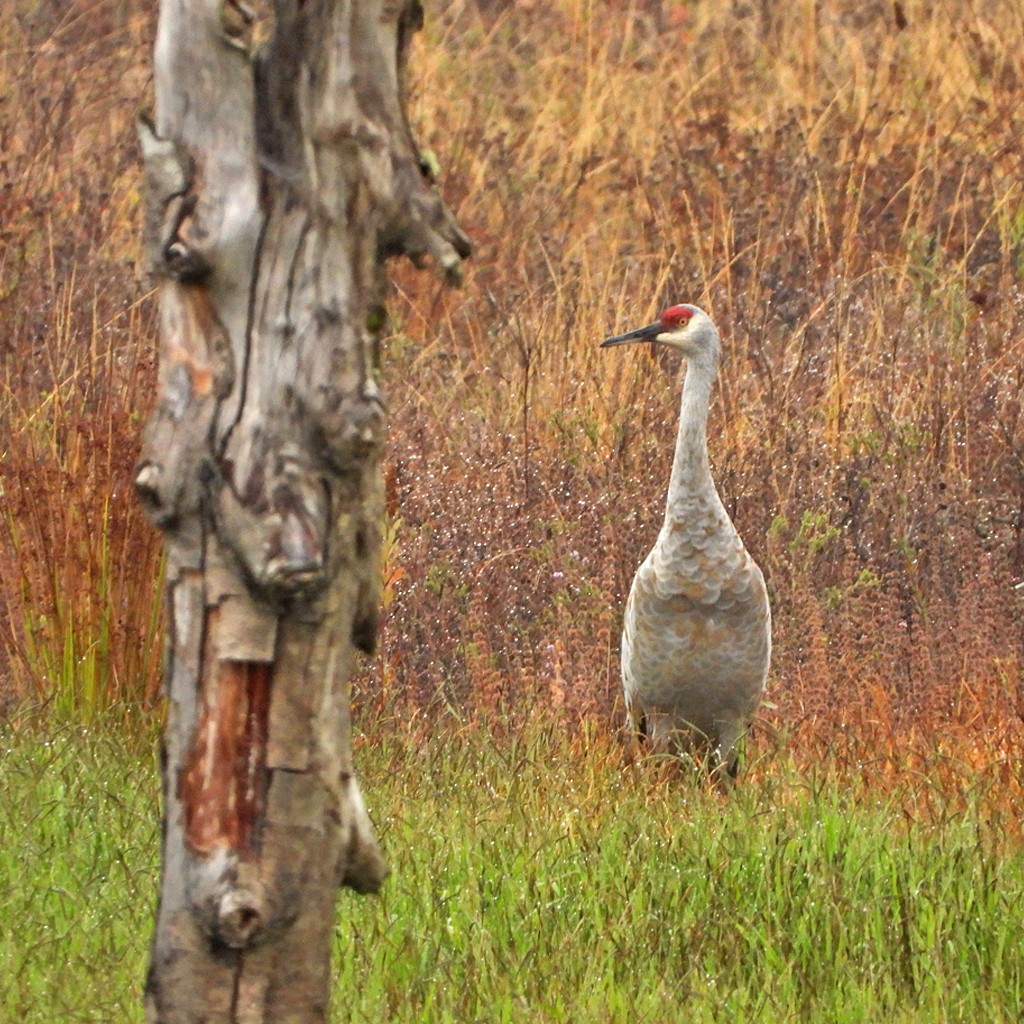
[1,1,1022,799]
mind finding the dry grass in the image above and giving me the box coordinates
[1,0,1022,795]
[0,0,161,715]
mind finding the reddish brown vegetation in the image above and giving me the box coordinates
[1,1,1022,794]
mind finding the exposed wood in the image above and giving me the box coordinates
[137,1,468,1020]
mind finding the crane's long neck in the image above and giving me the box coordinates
[664,357,719,523]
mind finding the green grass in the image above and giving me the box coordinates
[2,714,1021,1023]
[0,721,159,1022]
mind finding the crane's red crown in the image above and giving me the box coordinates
[660,305,695,328]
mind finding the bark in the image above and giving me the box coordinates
[136,2,469,1021]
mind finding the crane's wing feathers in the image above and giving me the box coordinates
[623,523,771,728]
[646,501,763,605]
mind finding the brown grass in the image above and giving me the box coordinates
[1,0,1022,787]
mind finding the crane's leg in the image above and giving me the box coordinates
[636,710,649,741]
[623,688,649,742]
[710,719,744,788]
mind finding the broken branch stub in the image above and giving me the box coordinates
[138,1,468,1021]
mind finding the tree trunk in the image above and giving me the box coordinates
[135,2,469,1020]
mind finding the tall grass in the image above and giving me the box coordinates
[1,2,1023,763]
[0,1,162,718]
[0,271,164,718]
[370,0,1024,762]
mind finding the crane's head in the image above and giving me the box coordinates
[600,304,720,365]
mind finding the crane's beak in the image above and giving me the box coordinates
[600,322,662,347]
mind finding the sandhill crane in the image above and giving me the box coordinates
[602,304,771,782]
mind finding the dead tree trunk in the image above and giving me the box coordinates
[135,2,469,1021]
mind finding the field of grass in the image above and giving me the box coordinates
[2,0,1024,1019]
[2,713,1022,1023]
[2,0,1023,751]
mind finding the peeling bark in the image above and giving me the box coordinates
[137,1,468,1020]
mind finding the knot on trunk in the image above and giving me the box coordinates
[137,115,213,282]
[134,283,234,527]
[217,451,331,605]
[314,392,387,472]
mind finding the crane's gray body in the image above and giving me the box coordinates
[621,469,771,771]
[604,305,771,776]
